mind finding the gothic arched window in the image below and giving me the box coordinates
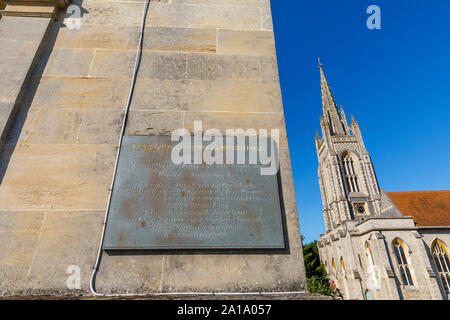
[365,242,374,267]
[342,152,360,193]
[340,257,346,276]
[332,258,336,275]
[431,239,450,292]
[393,239,415,286]
[340,257,349,298]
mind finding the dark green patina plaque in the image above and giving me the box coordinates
[103,136,284,250]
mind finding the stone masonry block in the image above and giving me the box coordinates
[203,80,282,113]
[186,54,261,81]
[124,110,184,136]
[0,144,115,211]
[146,2,262,30]
[130,78,205,112]
[218,29,275,56]
[42,48,94,78]
[30,77,129,109]
[25,210,104,294]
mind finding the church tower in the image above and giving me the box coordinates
[315,60,382,232]
[316,61,447,301]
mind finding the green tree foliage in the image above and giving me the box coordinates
[303,240,324,278]
[302,237,337,298]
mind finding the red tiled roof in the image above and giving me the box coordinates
[387,191,450,227]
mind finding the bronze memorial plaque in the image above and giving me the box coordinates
[103,136,284,250]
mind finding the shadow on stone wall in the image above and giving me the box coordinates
[0,2,87,185]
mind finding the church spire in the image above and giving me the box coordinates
[318,59,347,136]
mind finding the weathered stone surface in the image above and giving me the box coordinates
[5,106,124,146]
[77,0,265,30]
[0,0,307,297]
[0,15,50,40]
[0,212,44,266]
[0,39,38,81]
[186,54,261,81]
[42,48,95,78]
[49,23,131,50]
[183,112,289,152]
[139,52,189,80]
[170,0,270,7]
[30,77,129,108]
[0,16,52,150]
[0,210,105,295]
[260,55,280,82]
[203,80,282,113]
[160,253,303,292]
[76,0,144,26]
[218,29,275,56]
[124,110,184,136]
[184,111,286,134]
[95,252,164,294]
[278,147,300,214]
[135,26,217,53]
[129,79,282,113]
[89,50,187,80]
[11,107,83,144]
[182,112,290,151]
[77,109,124,145]
[88,49,137,78]
[6,106,115,146]
[130,78,205,111]
[72,0,269,30]
[0,102,15,140]
[51,24,217,53]
[0,211,44,293]
[261,7,274,31]
[88,50,269,82]
[0,79,24,103]
[25,211,104,293]
[146,3,262,30]
[0,144,115,211]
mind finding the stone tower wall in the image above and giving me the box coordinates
[0,0,306,295]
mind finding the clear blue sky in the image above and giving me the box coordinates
[270,0,450,243]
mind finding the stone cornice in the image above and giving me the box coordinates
[7,0,69,8]
[0,0,70,18]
